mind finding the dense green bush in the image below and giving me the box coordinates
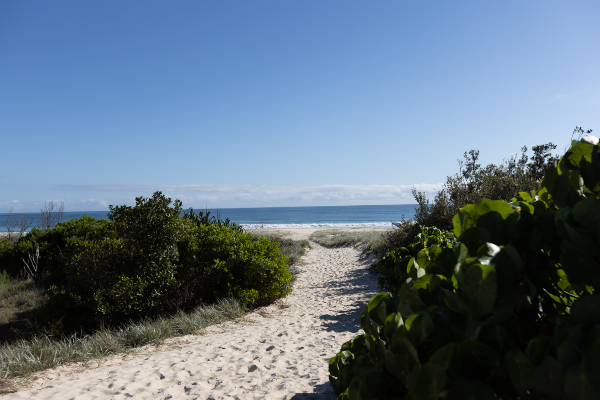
[329,138,600,400]
[411,141,560,232]
[0,216,112,278]
[0,192,293,333]
[37,192,186,329]
[175,224,292,308]
[376,227,457,294]
[183,207,244,233]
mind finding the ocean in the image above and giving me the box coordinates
[0,204,417,232]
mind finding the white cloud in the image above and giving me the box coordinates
[54,183,444,209]
[2,183,445,212]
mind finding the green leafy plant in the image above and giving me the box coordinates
[40,192,184,329]
[329,137,600,400]
[175,224,292,308]
[412,141,560,232]
[2,192,293,334]
[375,227,457,294]
[183,207,244,233]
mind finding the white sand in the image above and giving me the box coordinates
[4,228,381,399]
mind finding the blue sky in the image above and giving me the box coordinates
[1,1,599,211]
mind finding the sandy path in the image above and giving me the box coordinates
[4,229,380,400]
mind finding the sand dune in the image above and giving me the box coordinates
[4,228,380,399]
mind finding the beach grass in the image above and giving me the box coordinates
[309,228,391,253]
[250,230,293,240]
[0,298,245,383]
[0,272,44,343]
[0,232,308,384]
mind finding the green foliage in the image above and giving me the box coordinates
[1,192,292,334]
[309,228,391,251]
[376,227,457,294]
[183,207,244,233]
[0,216,113,278]
[329,139,600,400]
[40,192,184,328]
[412,141,560,231]
[176,224,292,308]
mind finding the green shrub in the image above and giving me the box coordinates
[176,224,292,308]
[0,216,113,279]
[329,138,600,400]
[375,226,457,294]
[183,207,244,232]
[37,192,184,329]
[10,192,293,333]
[412,141,560,232]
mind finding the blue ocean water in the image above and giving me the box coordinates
[0,204,417,232]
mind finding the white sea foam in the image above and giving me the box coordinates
[242,222,392,229]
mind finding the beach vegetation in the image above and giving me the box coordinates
[410,141,560,232]
[375,226,457,294]
[376,137,565,260]
[329,137,600,399]
[251,231,310,266]
[0,298,244,385]
[309,228,391,253]
[0,192,293,336]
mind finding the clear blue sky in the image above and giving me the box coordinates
[1,1,599,211]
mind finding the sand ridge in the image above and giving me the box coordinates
[4,228,381,399]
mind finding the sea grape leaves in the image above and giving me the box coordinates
[461,263,497,317]
[504,348,534,397]
[411,362,446,400]
[531,355,565,400]
[447,379,496,400]
[457,340,500,380]
[405,312,434,347]
[570,295,600,326]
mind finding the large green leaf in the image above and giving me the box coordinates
[526,335,552,366]
[571,295,600,326]
[476,212,511,246]
[493,293,517,324]
[384,312,405,341]
[565,142,595,169]
[389,335,421,372]
[457,340,500,380]
[407,258,427,280]
[453,212,466,237]
[428,342,458,370]
[462,264,497,317]
[560,246,600,287]
[557,325,583,367]
[463,199,515,221]
[582,326,600,363]
[360,306,378,339]
[442,289,470,315]
[405,311,434,347]
[572,195,600,240]
[475,324,504,354]
[504,348,534,397]
[447,379,496,400]
[491,246,522,297]
[541,165,559,197]
[531,355,565,400]
[411,363,446,400]
[564,356,600,400]
[460,227,491,254]
[550,172,582,208]
[579,149,600,192]
[413,274,447,293]
[367,292,394,326]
